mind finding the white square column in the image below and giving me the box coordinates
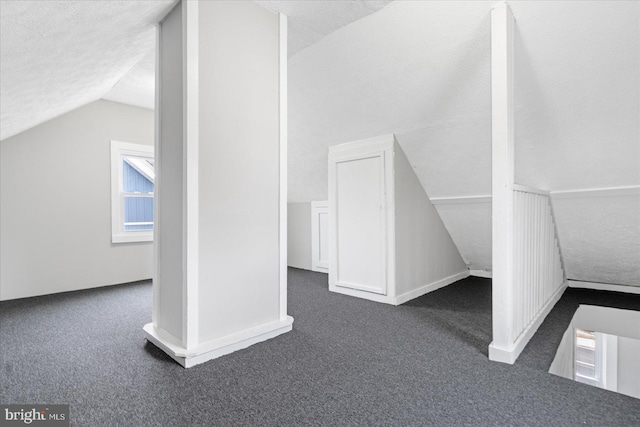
[489,2,516,363]
[144,0,292,368]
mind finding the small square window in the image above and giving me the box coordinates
[111,141,155,243]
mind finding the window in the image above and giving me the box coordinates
[575,328,603,387]
[110,141,155,243]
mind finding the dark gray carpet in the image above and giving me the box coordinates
[1,269,639,426]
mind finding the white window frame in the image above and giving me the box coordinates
[574,328,604,388]
[110,140,155,243]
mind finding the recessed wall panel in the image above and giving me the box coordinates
[335,155,386,294]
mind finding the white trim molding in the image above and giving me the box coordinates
[551,185,640,200]
[512,184,550,196]
[430,195,492,205]
[568,280,640,295]
[143,316,294,368]
[330,270,470,306]
[311,201,329,273]
[489,281,568,364]
[182,0,200,352]
[152,23,161,327]
[428,185,640,205]
[110,140,155,244]
[470,269,493,279]
[279,13,288,321]
[394,271,470,305]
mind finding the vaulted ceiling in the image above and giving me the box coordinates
[0,0,391,140]
[1,0,638,286]
[285,0,638,285]
[0,0,176,141]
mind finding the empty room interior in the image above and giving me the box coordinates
[1,0,639,425]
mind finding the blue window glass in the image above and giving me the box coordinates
[123,158,154,231]
[123,161,154,193]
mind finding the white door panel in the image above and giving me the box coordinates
[335,154,386,294]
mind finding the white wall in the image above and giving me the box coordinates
[286,1,639,287]
[617,337,640,399]
[196,0,281,344]
[433,200,492,273]
[287,202,312,270]
[394,140,468,295]
[288,0,493,203]
[155,2,184,340]
[0,100,154,301]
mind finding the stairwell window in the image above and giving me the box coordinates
[111,141,155,243]
[575,329,603,388]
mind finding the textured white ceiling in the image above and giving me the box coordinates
[552,194,640,286]
[1,0,637,285]
[288,0,494,202]
[287,0,639,284]
[105,1,393,110]
[256,0,393,56]
[103,48,156,110]
[0,0,176,140]
[511,0,639,191]
[0,0,390,139]
[104,0,392,110]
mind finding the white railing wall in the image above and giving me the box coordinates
[489,2,567,364]
[512,187,566,341]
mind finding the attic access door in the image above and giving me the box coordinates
[332,152,388,295]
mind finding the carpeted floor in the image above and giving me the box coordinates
[1,268,639,426]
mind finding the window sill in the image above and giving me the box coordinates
[112,233,153,244]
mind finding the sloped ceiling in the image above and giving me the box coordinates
[288,0,639,199]
[1,1,638,285]
[255,0,392,56]
[512,0,639,191]
[287,0,639,284]
[0,0,177,141]
[288,0,494,201]
[103,48,156,110]
[0,0,391,139]
[511,1,639,287]
[103,0,393,109]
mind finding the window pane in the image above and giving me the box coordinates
[575,347,595,366]
[124,195,154,229]
[575,328,598,382]
[123,158,154,193]
[576,362,596,379]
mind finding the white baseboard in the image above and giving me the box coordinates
[143,316,294,368]
[329,284,396,305]
[329,271,470,306]
[287,264,313,271]
[489,281,568,364]
[568,280,640,295]
[394,270,470,305]
[470,270,492,279]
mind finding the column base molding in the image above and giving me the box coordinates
[143,316,294,368]
[489,282,567,364]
